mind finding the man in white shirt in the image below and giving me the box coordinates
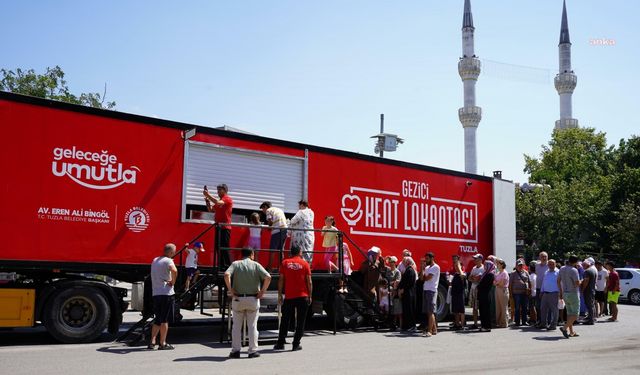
[260,201,288,271]
[421,252,440,337]
[184,242,205,290]
[468,254,485,329]
[149,243,178,350]
[594,260,609,317]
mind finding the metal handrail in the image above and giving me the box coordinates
[213,222,344,274]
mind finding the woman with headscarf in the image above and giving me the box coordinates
[288,200,315,264]
[359,246,383,301]
[478,260,496,332]
[397,257,417,331]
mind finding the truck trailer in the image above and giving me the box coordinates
[0,91,516,342]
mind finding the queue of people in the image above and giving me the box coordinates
[147,183,623,356]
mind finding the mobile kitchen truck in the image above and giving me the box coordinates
[0,91,515,342]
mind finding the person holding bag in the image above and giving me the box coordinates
[493,259,509,328]
[509,259,531,326]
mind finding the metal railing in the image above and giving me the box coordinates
[213,222,345,276]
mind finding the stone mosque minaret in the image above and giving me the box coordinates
[458,0,482,174]
[554,0,579,130]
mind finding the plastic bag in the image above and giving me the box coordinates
[558,299,565,310]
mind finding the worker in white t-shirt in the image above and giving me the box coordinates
[420,252,440,337]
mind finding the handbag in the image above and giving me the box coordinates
[517,271,531,296]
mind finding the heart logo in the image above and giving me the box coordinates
[341,194,363,226]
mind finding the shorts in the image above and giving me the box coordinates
[153,295,175,324]
[607,291,620,304]
[595,291,606,303]
[563,292,579,316]
[469,285,479,309]
[186,267,197,277]
[423,290,436,314]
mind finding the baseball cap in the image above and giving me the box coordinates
[516,259,525,266]
[389,256,398,263]
[194,242,203,248]
[472,254,484,260]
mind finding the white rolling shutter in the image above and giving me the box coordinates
[184,142,305,214]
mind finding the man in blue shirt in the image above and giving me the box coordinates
[539,259,559,330]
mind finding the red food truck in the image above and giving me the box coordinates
[0,91,515,342]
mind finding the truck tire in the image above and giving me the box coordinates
[435,284,449,322]
[44,286,111,343]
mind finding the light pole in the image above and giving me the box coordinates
[371,113,403,158]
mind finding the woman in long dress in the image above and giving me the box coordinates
[398,257,417,331]
[478,260,496,332]
[289,200,315,264]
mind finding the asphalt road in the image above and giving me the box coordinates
[1,304,639,375]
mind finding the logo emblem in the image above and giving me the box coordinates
[340,194,363,226]
[124,207,150,233]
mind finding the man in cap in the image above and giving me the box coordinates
[509,259,531,326]
[184,241,205,291]
[260,201,288,271]
[468,254,484,329]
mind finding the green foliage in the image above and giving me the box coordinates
[518,129,639,264]
[0,66,115,109]
[524,128,612,186]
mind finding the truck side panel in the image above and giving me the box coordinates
[308,151,494,271]
[0,100,209,266]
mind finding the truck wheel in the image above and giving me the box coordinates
[435,284,449,322]
[629,289,640,305]
[44,286,111,343]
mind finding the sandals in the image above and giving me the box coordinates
[158,343,175,350]
[560,327,570,338]
[147,343,156,350]
[570,332,580,337]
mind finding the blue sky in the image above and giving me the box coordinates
[3,0,638,182]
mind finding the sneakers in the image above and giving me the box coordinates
[229,351,241,359]
[248,352,261,358]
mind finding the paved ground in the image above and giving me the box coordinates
[1,305,639,375]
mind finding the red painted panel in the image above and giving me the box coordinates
[307,152,494,272]
[0,100,212,266]
[0,97,493,274]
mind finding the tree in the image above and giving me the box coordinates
[0,66,115,109]
[519,129,640,264]
[524,128,612,186]
[518,128,614,259]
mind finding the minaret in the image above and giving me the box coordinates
[554,0,579,130]
[458,0,481,174]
